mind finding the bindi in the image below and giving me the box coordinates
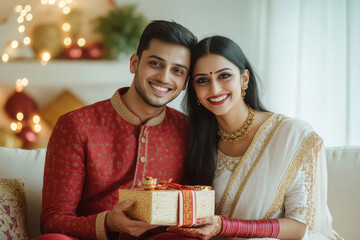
[210,72,212,74]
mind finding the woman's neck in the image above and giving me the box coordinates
[216,101,249,132]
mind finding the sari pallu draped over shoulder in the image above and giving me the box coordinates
[213,114,342,240]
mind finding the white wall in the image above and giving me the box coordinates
[1,0,359,147]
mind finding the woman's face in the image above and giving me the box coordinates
[192,54,245,116]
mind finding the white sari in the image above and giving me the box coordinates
[213,114,342,240]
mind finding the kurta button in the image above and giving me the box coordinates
[140,157,146,163]
[138,181,142,187]
[141,137,146,143]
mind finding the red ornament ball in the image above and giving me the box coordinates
[4,91,38,120]
[85,42,105,59]
[64,44,84,59]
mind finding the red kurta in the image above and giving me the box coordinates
[41,88,188,240]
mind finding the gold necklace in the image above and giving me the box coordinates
[217,106,255,143]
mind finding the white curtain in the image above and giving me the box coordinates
[252,0,360,147]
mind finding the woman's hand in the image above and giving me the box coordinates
[167,215,222,240]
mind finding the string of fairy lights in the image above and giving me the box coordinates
[2,0,88,144]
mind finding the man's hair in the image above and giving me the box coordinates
[136,20,197,59]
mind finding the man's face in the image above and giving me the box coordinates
[130,38,191,108]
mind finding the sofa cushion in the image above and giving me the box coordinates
[326,146,360,240]
[0,178,30,240]
[0,147,46,239]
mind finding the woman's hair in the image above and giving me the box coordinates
[182,35,267,185]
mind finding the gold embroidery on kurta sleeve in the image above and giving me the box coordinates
[96,211,108,240]
[264,132,322,232]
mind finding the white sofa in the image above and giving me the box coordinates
[0,146,359,239]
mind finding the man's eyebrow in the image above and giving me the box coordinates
[148,55,189,72]
[148,55,165,61]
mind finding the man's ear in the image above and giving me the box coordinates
[130,54,139,74]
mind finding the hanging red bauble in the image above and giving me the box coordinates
[85,42,105,59]
[4,91,38,120]
[64,44,84,59]
[16,126,38,148]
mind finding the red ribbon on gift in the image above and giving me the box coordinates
[167,182,197,227]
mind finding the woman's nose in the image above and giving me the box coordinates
[210,80,221,94]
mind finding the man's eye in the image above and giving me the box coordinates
[150,61,161,67]
[219,73,231,79]
[173,68,184,75]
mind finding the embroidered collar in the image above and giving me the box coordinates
[110,88,166,126]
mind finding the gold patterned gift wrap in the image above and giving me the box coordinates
[118,188,215,226]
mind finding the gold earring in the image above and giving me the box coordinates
[241,85,248,99]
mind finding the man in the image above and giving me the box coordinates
[39,20,197,240]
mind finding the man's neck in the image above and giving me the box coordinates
[121,86,165,123]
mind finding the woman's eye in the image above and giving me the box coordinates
[219,73,231,79]
[195,78,208,84]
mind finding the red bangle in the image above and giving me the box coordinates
[218,217,280,238]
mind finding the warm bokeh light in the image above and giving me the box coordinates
[23,37,31,45]
[42,52,51,61]
[20,10,27,17]
[66,0,73,4]
[17,112,24,121]
[64,37,72,46]
[34,124,42,132]
[41,0,48,5]
[16,122,23,130]
[58,1,66,8]
[22,78,29,86]
[16,78,23,87]
[2,53,9,63]
[49,0,56,5]
[62,22,71,32]
[33,115,40,124]
[17,16,24,23]
[10,122,18,131]
[63,7,71,14]
[11,40,19,48]
[77,38,86,47]
[18,25,25,33]
[24,5,32,12]
[26,13,33,21]
[14,5,23,13]
[41,52,51,66]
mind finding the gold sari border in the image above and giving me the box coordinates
[216,113,284,215]
[263,132,322,227]
[229,115,285,217]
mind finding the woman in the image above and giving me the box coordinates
[169,36,342,239]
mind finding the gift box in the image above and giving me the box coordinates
[118,188,215,226]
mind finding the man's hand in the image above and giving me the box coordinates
[106,200,158,237]
[167,215,222,240]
